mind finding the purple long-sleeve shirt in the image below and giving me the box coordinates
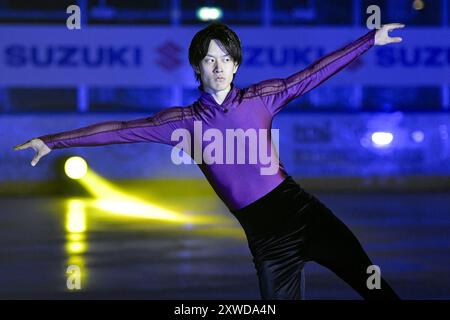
[38,29,376,211]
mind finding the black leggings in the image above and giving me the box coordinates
[231,176,400,300]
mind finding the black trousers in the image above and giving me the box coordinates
[231,176,400,300]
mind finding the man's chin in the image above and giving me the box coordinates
[216,83,231,91]
[204,82,231,93]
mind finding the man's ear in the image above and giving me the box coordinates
[193,65,200,74]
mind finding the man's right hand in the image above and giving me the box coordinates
[13,138,52,167]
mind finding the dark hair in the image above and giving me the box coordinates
[188,22,242,83]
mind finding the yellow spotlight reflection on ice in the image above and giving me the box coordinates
[93,199,186,222]
[65,199,87,255]
[78,170,194,223]
[64,156,88,180]
[66,241,87,255]
[66,199,86,233]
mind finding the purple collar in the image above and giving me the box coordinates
[197,83,239,109]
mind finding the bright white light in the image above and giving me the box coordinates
[371,132,393,147]
[411,130,424,143]
[197,7,223,21]
[64,156,88,180]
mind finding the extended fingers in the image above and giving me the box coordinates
[391,37,403,43]
[387,23,405,30]
[13,141,30,150]
[31,154,42,166]
[385,23,404,43]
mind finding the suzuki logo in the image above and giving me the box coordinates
[155,41,183,71]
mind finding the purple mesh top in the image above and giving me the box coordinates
[38,30,376,211]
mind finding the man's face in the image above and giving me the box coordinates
[195,39,239,94]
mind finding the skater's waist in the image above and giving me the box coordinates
[230,176,316,237]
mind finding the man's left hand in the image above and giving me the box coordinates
[374,23,405,46]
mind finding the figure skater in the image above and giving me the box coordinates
[14,22,405,300]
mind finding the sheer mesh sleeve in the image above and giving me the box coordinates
[38,106,192,149]
[247,29,376,116]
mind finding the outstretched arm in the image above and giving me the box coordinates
[250,23,405,116]
[13,106,189,166]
